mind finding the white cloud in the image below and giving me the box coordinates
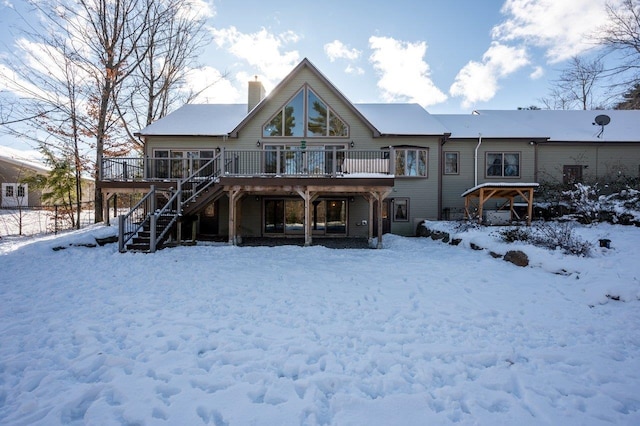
[185,66,241,103]
[368,36,447,107]
[324,40,361,62]
[492,0,610,63]
[530,65,544,79]
[450,42,529,108]
[210,26,300,85]
[177,0,215,20]
[345,64,364,75]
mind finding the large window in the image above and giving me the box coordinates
[395,148,428,177]
[443,152,459,175]
[263,86,348,138]
[486,152,520,178]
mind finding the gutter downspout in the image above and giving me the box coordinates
[474,133,482,187]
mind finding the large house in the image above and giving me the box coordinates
[97,58,640,251]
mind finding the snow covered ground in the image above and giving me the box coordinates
[1,221,639,425]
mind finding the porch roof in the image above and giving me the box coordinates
[462,183,539,226]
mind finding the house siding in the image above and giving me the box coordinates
[441,139,536,216]
[537,143,640,184]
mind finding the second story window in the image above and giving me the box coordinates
[263,86,348,138]
[395,148,428,177]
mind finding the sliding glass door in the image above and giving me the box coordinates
[264,198,347,235]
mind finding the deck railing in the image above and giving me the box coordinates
[101,149,395,181]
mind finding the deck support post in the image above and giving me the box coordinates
[228,187,243,245]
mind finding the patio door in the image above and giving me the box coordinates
[171,151,199,178]
[264,198,347,235]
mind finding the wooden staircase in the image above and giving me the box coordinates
[118,155,225,253]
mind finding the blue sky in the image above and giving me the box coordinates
[0,0,623,152]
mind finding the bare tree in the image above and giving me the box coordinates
[2,0,214,223]
[599,0,640,87]
[540,56,606,110]
[0,16,92,229]
[614,82,640,108]
[539,87,574,110]
[68,0,153,222]
[118,0,213,149]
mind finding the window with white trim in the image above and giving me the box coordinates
[1,183,28,207]
[395,148,428,177]
[486,152,520,178]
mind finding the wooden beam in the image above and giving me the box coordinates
[295,188,315,247]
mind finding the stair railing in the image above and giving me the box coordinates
[118,151,223,253]
[149,183,182,253]
[118,186,156,253]
[180,153,222,206]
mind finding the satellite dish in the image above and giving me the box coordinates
[594,114,611,126]
[593,114,611,138]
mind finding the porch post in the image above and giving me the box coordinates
[228,187,242,245]
[296,187,313,247]
[176,181,183,245]
[103,191,110,226]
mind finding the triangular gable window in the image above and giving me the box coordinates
[263,86,349,138]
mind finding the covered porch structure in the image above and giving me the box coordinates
[221,177,393,249]
[462,183,539,226]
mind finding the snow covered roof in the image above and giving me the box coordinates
[137,102,451,138]
[137,104,249,136]
[0,145,49,173]
[433,114,547,139]
[461,182,540,197]
[474,110,640,142]
[354,104,450,136]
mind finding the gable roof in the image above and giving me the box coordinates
[433,113,547,139]
[137,104,248,136]
[229,58,383,137]
[473,110,640,142]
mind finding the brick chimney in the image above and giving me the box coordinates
[248,76,265,112]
